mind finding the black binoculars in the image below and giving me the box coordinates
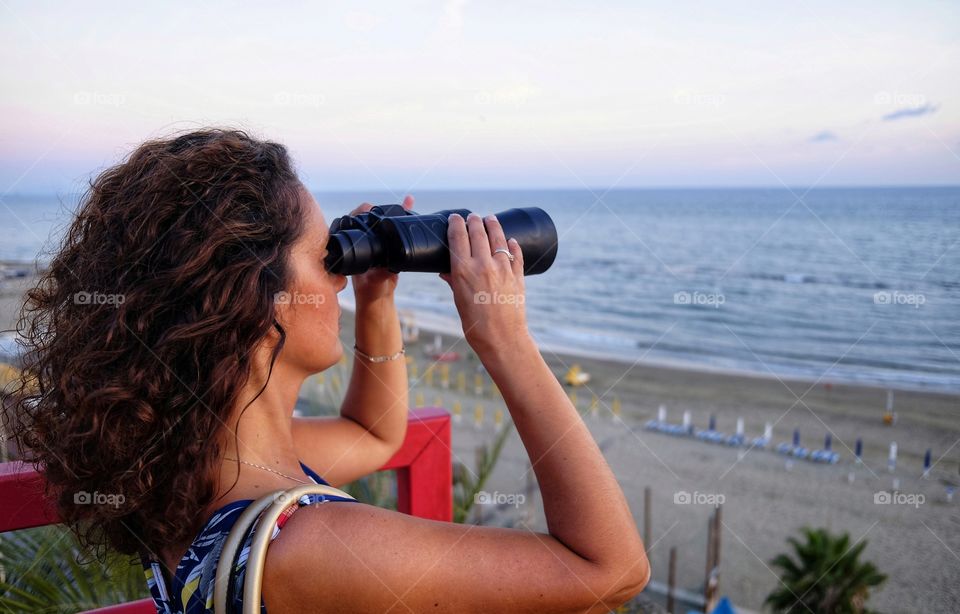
[324,205,558,276]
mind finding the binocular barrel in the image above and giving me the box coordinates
[325,206,558,276]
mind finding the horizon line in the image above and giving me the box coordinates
[5,183,960,198]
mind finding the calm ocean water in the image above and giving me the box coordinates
[3,188,959,392]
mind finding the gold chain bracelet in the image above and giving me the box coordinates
[353,343,406,363]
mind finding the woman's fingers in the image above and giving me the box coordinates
[483,215,511,270]
[350,202,374,216]
[508,237,525,278]
[466,213,493,262]
[447,212,523,279]
[446,214,470,273]
[441,211,529,357]
[351,197,412,217]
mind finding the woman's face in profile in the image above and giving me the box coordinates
[273,185,348,374]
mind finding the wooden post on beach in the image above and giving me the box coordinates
[704,505,722,612]
[714,504,722,587]
[704,512,714,606]
[643,487,652,551]
[884,389,897,424]
[667,547,677,613]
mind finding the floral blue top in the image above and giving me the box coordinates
[140,461,357,614]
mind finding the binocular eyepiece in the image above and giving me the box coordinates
[324,206,558,276]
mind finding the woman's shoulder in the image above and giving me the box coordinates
[259,498,374,613]
[167,492,357,613]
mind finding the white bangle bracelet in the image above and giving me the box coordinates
[353,343,406,363]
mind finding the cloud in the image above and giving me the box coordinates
[808,131,838,143]
[882,104,939,121]
[440,0,468,30]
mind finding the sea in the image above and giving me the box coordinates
[3,187,958,392]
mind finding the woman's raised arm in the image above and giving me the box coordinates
[262,212,648,612]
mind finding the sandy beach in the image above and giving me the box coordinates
[2,269,958,612]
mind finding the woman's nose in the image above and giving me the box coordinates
[337,274,348,292]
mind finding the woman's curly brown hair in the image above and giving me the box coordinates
[2,128,307,560]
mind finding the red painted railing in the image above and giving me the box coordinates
[0,406,452,614]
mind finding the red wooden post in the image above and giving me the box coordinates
[0,459,61,532]
[380,406,453,521]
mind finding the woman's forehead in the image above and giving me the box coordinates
[299,189,328,241]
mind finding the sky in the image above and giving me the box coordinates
[1,0,958,194]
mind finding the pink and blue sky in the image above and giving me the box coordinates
[1,0,958,194]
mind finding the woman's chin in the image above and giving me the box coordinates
[303,341,344,375]
[327,340,345,368]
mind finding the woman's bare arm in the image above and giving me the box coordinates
[262,212,648,613]
[481,335,649,574]
[263,496,646,613]
[338,198,413,451]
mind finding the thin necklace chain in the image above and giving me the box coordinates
[223,456,310,484]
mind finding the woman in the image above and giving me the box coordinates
[6,129,649,613]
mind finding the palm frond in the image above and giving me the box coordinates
[0,525,147,613]
[765,527,887,613]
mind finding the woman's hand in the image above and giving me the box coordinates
[350,195,415,305]
[439,212,529,360]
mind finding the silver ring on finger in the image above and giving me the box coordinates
[492,247,515,262]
